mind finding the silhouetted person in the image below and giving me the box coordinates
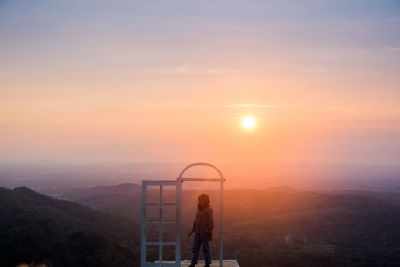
[188,194,214,267]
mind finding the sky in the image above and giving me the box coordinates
[1,0,400,165]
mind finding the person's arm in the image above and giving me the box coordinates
[205,208,214,241]
[207,207,214,232]
[188,220,196,236]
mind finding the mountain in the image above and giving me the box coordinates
[67,183,141,197]
[5,182,400,267]
[62,183,141,216]
[0,187,138,267]
[65,184,400,267]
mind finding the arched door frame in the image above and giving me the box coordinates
[140,163,225,267]
[177,162,225,267]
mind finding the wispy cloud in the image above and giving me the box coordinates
[299,66,378,75]
[141,65,245,75]
[179,103,287,109]
[383,46,400,52]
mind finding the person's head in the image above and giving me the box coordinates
[197,193,210,211]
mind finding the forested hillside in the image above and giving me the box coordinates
[0,187,138,267]
[3,184,400,267]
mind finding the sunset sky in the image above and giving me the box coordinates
[1,0,400,165]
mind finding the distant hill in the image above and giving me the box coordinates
[5,183,400,267]
[67,183,141,197]
[65,184,400,267]
[0,187,137,267]
[63,183,141,215]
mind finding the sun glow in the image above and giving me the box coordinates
[241,117,257,130]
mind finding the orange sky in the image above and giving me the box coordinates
[1,1,399,165]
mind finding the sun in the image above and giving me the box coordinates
[241,117,256,130]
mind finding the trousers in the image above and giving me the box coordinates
[190,233,211,265]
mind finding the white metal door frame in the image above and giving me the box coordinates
[140,163,225,267]
[140,180,181,267]
[177,162,225,267]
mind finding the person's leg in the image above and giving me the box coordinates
[200,233,212,266]
[190,233,201,266]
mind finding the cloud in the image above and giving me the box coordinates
[141,65,245,75]
[299,66,378,75]
[384,46,400,52]
[179,103,286,109]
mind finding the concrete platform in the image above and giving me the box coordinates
[155,260,240,267]
[182,260,239,267]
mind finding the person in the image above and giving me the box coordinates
[187,193,214,267]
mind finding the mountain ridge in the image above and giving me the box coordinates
[0,186,137,267]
